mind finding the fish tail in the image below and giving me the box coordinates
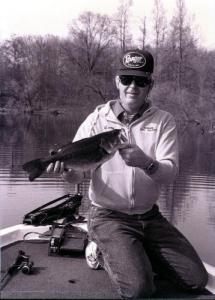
[22,159,46,181]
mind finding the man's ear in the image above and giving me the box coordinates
[149,79,154,91]
[148,79,154,93]
[115,76,120,89]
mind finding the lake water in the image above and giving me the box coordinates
[1,112,215,266]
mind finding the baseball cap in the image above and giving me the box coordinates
[117,49,154,76]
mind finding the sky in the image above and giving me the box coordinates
[0,0,214,50]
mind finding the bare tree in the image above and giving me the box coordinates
[139,16,147,50]
[115,0,133,52]
[156,0,199,96]
[168,0,197,90]
[152,0,167,68]
[0,35,66,111]
[68,12,117,74]
[67,12,118,102]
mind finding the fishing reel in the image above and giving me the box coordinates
[11,250,34,275]
[1,250,34,289]
[20,260,34,275]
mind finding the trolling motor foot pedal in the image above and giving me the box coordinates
[48,223,88,256]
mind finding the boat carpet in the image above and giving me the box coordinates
[1,240,213,299]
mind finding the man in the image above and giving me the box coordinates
[47,49,208,298]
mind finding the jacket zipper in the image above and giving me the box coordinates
[107,118,135,210]
[127,126,135,210]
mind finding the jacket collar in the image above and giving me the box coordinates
[97,99,155,122]
[111,100,150,121]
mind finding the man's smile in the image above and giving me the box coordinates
[126,91,139,96]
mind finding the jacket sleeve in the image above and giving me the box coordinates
[73,112,98,142]
[151,115,179,184]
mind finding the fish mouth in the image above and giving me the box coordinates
[100,130,127,154]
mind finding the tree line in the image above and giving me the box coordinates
[0,0,214,120]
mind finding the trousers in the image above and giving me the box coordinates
[88,204,208,299]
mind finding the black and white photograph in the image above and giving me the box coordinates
[1,0,215,298]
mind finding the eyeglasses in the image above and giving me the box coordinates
[119,75,152,88]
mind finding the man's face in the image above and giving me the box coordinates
[115,75,153,113]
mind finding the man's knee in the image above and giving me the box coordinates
[180,263,208,291]
[118,277,156,299]
[189,267,208,290]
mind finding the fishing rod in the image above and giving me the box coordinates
[1,250,34,290]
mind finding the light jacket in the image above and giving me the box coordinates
[73,100,179,215]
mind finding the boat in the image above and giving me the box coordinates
[1,193,215,299]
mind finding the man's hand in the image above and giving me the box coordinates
[118,144,152,169]
[46,161,65,174]
[46,161,84,183]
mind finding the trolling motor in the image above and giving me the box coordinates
[1,250,34,289]
[23,193,83,225]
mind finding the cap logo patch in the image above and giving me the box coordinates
[123,52,146,69]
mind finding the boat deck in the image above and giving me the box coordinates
[1,239,214,299]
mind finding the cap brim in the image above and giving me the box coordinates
[117,69,152,76]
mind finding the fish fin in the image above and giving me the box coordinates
[22,159,46,181]
[119,129,128,143]
[100,136,124,154]
[99,138,111,154]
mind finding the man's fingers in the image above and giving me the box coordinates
[59,162,65,173]
[54,161,61,173]
[119,148,126,155]
[118,143,131,150]
[119,145,132,155]
[119,144,139,156]
[46,163,54,173]
[46,161,65,174]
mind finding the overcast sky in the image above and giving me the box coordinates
[0,0,214,50]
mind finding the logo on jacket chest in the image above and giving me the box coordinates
[140,126,157,132]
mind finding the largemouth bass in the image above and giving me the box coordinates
[23,129,125,181]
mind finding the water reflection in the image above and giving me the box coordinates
[1,113,215,265]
